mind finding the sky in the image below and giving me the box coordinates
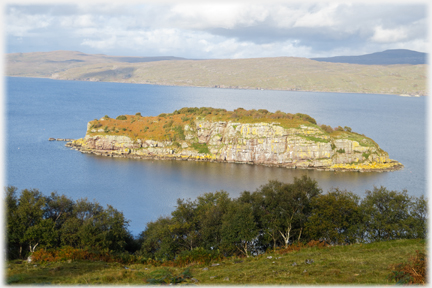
[3,1,429,59]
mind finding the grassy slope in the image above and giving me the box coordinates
[6,239,425,285]
[88,108,364,147]
[6,52,427,95]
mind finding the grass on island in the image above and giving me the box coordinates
[86,107,372,149]
[6,239,425,285]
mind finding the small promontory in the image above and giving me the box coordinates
[67,107,403,172]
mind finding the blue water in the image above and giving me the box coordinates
[5,77,427,235]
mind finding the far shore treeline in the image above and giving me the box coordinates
[5,176,427,263]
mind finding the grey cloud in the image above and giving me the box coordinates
[199,3,426,54]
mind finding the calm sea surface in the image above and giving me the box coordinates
[5,77,427,235]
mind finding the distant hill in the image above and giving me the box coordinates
[310,49,427,65]
[5,50,427,96]
[6,51,188,77]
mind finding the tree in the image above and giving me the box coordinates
[14,188,47,257]
[406,195,427,239]
[195,191,231,250]
[140,216,179,260]
[221,201,259,257]
[361,187,413,241]
[305,189,364,244]
[170,198,201,252]
[278,176,322,245]
[5,186,20,259]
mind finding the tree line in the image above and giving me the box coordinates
[5,176,427,261]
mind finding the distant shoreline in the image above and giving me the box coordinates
[7,75,425,97]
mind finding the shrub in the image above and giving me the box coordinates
[336,148,346,153]
[116,115,127,120]
[362,152,371,160]
[321,124,334,133]
[388,250,426,284]
[135,112,142,116]
[173,247,223,266]
[344,126,352,132]
[191,143,210,154]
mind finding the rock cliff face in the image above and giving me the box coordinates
[67,112,403,172]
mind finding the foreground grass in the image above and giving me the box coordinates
[6,239,425,285]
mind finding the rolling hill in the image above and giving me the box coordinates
[6,50,427,96]
[310,49,427,65]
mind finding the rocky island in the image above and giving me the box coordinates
[66,107,403,172]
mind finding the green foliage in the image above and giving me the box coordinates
[221,201,259,257]
[135,112,141,116]
[335,126,344,131]
[172,125,185,140]
[344,126,352,132]
[320,124,334,133]
[294,113,317,125]
[336,148,346,153]
[191,143,210,154]
[305,189,364,245]
[104,115,110,119]
[362,152,371,160]
[146,268,192,284]
[5,187,132,260]
[158,113,167,118]
[163,120,174,129]
[361,187,417,241]
[300,135,330,143]
[5,180,427,272]
[174,247,222,266]
[139,216,178,260]
[116,115,127,120]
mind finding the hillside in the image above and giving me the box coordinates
[6,51,427,96]
[6,50,187,78]
[311,49,427,65]
[6,239,426,285]
[67,107,403,172]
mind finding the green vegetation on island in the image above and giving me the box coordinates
[5,176,427,284]
[70,107,401,171]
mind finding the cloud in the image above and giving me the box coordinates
[4,2,428,58]
[6,7,54,37]
[371,26,408,43]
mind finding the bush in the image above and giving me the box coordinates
[135,112,141,116]
[173,247,223,266]
[320,124,333,133]
[191,143,210,154]
[388,250,426,284]
[116,115,127,120]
